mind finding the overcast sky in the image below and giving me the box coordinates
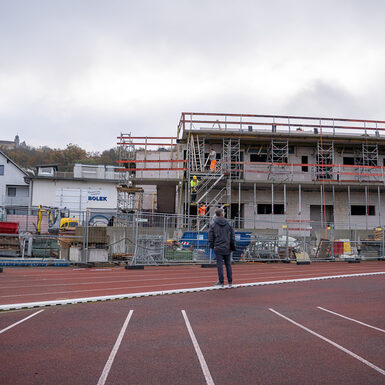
[1,0,385,151]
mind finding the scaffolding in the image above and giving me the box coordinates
[356,143,379,182]
[267,140,290,181]
[222,138,241,179]
[117,133,181,215]
[315,141,334,180]
[112,113,385,237]
[180,135,244,230]
[117,133,137,214]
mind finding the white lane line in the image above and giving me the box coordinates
[97,309,134,385]
[1,269,374,288]
[8,265,385,281]
[269,308,385,376]
[0,309,44,335]
[2,269,385,293]
[181,310,215,385]
[317,306,385,333]
[2,271,385,311]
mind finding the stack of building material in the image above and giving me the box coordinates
[315,239,332,260]
[72,227,110,262]
[0,222,20,257]
[75,226,109,246]
[31,237,59,258]
[373,228,384,241]
[278,246,295,260]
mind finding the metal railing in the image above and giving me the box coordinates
[178,112,385,138]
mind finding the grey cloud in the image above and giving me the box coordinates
[1,1,385,150]
[283,80,360,118]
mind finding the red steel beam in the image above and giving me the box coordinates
[116,168,187,171]
[116,160,186,163]
[116,142,178,146]
[117,136,177,139]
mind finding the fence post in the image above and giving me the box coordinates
[283,224,289,260]
[163,215,167,264]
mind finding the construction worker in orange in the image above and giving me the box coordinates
[198,203,206,217]
[209,148,217,172]
[191,175,199,203]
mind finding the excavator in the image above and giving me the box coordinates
[37,205,78,234]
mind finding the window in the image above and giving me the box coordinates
[273,204,285,214]
[351,205,375,216]
[301,156,308,172]
[7,187,16,197]
[343,157,355,165]
[257,204,285,215]
[258,204,271,214]
[250,154,268,162]
[6,208,28,215]
[0,165,4,175]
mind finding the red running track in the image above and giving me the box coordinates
[0,274,384,384]
[0,261,384,305]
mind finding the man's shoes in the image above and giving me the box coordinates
[228,283,233,288]
[214,281,224,287]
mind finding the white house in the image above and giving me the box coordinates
[0,150,30,214]
[29,164,120,213]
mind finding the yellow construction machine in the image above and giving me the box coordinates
[37,205,78,234]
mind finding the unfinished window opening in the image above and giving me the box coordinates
[257,204,284,215]
[250,154,268,162]
[351,205,375,216]
[343,157,355,165]
[273,204,285,214]
[301,156,308,172]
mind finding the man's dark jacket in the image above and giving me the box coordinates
[208,217,236,255]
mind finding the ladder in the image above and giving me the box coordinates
[188,135,205,173]
[197,187,228,231]
[196,174,225,204]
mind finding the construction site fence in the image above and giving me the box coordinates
[1,211,385,266]
[113,212,385,265]
[0,233,82,266]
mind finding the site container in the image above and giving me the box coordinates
[0,221,19,234]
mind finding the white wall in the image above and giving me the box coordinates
[0,152,29,206]
[31,179,118,210]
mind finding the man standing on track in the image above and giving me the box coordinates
[208,208,236,287]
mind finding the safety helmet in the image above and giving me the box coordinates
[193,175,197,180]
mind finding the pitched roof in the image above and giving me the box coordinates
[0,150,29,176]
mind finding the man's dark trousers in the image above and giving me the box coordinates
[216,253,232,284]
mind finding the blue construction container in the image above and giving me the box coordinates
[180,231,251,260]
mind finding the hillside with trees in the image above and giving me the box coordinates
[3,144,119,172]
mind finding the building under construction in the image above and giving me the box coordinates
[116,112,385,239]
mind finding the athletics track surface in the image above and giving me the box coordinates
[0,262,384,384]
